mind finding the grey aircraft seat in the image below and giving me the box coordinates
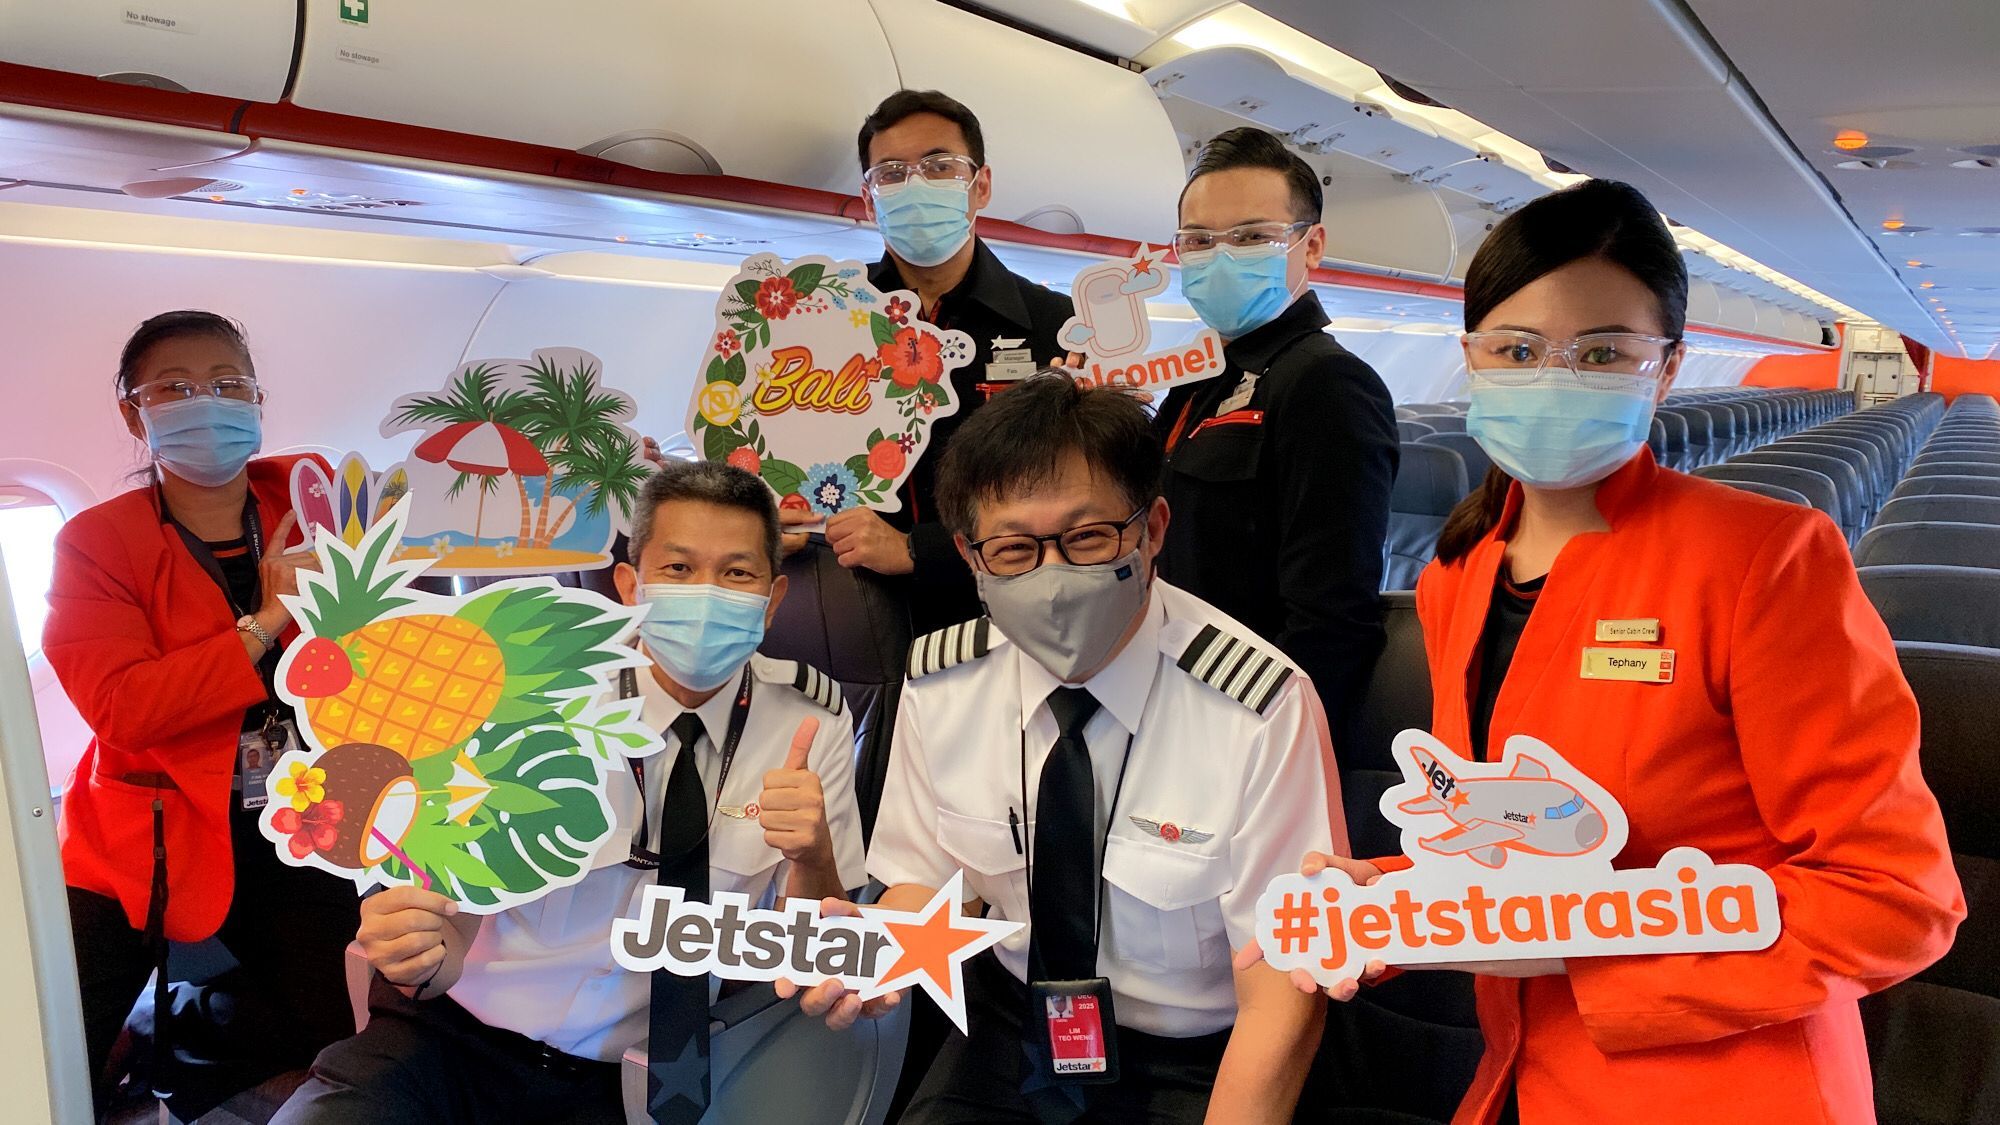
[1858,565,2000,648]
[1398,419,1439,442]
[1854,521,2000,569]
[1652,409,1690,469]
[1789,437,1890,509]
[1383,443,1468,591]
[1821,423,1900,477]
[1910,459,2000,478]
[1693,464,1842,531]
[1420,413,1468,434]
[1671,406,1715,467]
[1416,431,1494,488]
[1878,495,2000,528]
[1892,476,2000,501]
[1778,440,1883,518]
[1395,406,1421,422]
[1705,479,1812,508]
[1733,450,1866,542]
[1916,448,2000,465]
[1862,641,2000,1125]
[620,982,912,1125]
[1314,588,1481,1124]
[760,540,914,842]
[1648,416,1669,464]
[1404,404,1461,417]
[1691,404,1739,460]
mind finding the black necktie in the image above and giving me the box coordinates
[1030,686,1103,982]
[649,713,710,1125]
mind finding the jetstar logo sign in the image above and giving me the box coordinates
[611,872,1018,1031]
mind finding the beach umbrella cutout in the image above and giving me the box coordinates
[412,421,550,547]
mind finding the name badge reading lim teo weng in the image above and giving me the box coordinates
[1580,647,1675,684]
[1594,618,1660,642]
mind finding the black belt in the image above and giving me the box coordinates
[443,998,621,1082]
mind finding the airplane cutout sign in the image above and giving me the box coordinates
[1256,731,1782,983]
[1399,743,1611,868]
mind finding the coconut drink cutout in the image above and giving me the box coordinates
[261,500,662,912]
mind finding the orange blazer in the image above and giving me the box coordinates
[45,455,320,941]
[1413,451,1962,1124]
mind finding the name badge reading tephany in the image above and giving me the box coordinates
[1580,646,1675,684]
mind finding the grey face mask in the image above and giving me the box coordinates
[975,544,1150,683]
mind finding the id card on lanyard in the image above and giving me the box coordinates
[1018,725,1137,1088]
[158,482,293,809]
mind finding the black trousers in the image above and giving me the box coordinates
[68,800,360,1116]
[273,975,625,1125]
[905,954,1230,1125]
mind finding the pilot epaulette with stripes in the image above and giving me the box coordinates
[908,617,995,679]
[791,662,843,715]
[752,656,844,715]
[1175,624,1294,715]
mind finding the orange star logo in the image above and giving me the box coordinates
[1131,254,1156,276]
[1448,789,1471,812]
[868,873,1019,1030]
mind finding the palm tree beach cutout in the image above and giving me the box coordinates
[381,348,651,575]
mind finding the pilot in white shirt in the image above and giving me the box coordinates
[806,374,1345,1125]
[276,463,863,1125]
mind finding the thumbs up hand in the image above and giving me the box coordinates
[761,717,840,898]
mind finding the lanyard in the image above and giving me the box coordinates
[624,666,754,869]
[1016,715,1139,957]
[155,479,265,618]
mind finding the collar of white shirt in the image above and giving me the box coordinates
[635,660,745,756]
[1012,585,1165,736]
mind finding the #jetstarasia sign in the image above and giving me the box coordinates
[612,873,1018,1032]
[1258,731,1782,982]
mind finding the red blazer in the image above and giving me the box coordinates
[1413,451,1963,1124]
[46,455,322,941]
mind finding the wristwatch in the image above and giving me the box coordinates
[236,614,277,653]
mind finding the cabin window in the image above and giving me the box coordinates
[0,485,63,660]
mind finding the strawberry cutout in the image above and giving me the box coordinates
[286,636,357,699]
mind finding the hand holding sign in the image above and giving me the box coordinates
[824,507,913,575]
[775,898,909,1031]
[1253,732,1782,991]
[359,885,463,990]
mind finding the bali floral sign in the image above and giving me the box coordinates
[686,254,972,515]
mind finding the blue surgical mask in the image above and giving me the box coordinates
[638,584,770,692]
[873,179,973,268]
[1466,379,1658,490]
[139,396,262,487]
[1181,243,1297,339]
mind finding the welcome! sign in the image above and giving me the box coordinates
[1258,731,1781,980]
[686,254,973,516]
[612,873,1018,1032]
[1056,245,1227,395]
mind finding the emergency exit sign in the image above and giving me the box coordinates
[340,0,368,24]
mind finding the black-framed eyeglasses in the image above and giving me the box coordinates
[968,508,1146,577]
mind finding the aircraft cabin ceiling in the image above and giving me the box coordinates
[1240,0,1999,359]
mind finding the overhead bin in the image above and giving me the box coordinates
[1150,46,1545,214]
[1316,156,1459,282]
[0,0,298,101]
[867,0,1182,240]
[289,0,901,191]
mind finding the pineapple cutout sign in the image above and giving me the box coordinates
[262,501,663,911]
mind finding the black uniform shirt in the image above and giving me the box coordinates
[867,238,1073,634]
[1470,571,1545,762]
[1153,292,1400,742]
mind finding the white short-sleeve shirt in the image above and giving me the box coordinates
[867,580,1343,1037]
[449,653,865,1061]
